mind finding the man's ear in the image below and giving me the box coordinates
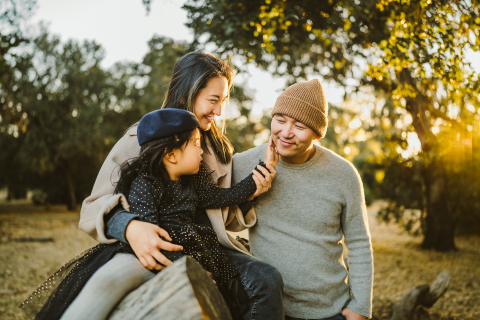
[315,135,322,140]
[164,150,177,164]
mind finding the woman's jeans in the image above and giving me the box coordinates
[220,247,284,320]
[285,314,346,320]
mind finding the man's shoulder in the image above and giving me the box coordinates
[233,144,267,164]
[318,146,359,176]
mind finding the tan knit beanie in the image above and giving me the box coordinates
[271,79,328,137]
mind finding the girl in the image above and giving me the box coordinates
[21,108,278,320]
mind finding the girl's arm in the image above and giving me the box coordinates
[197,136,279,209]
[195,162,276,209]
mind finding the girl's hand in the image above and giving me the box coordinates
[248,163,276,201]
[265,135,279,168]
[125,220,183,271]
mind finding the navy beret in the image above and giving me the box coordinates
[137,108,200,146]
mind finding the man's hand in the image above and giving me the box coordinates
[125,220,183,271]
[342,308,367,320]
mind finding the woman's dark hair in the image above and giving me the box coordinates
[114,128,196,197]
[161,51,234,164]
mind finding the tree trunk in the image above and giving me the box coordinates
[64,170,77,211]
[421,160,456,251]
[108,256,232,320]
[404,90,456,251]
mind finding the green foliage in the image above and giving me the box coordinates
[1,28,123,208]
[0,22,194,209]
[224,84,270,153]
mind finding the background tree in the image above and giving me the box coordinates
[1,29,126,210]
[178,0,480,251]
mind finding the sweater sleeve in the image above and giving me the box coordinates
[341,165,374,318]
[104,205,139,243]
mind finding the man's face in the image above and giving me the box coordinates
[271,114,319,164]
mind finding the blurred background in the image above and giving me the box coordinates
[1,0,480,319]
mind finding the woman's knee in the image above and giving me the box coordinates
[245,261,283,291]
[260,262,284,290]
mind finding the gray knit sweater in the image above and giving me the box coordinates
[232,144,373,319]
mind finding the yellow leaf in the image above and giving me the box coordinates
[344,19,351,31]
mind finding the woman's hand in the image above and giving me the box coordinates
[125,220,183,271]
[342,308,367,320]
[248,163,277,201]
[265,135,279,168]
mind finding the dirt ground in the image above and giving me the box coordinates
[0,200,479,320]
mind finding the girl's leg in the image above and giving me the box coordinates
[60,253,155,320]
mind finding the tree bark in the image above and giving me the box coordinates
[64,170,77,211]
[108,256,232,320]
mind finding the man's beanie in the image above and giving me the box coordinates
[137,108,200,146]
[271,79,328,137]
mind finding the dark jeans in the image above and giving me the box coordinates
[219,247,284,320]
[285,314,346,320]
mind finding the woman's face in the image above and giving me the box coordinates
[193,77,229,131]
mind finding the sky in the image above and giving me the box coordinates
[29,0,345,116]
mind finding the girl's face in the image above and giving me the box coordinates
[176,128,204,176]
[193,77,229,131]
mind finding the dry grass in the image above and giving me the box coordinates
[0,200,479,319]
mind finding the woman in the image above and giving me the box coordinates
[77,52,284,320]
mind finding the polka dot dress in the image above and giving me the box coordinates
[128,162,258,284]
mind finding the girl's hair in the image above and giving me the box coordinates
[161,51,234,164]
[114,128,196,197]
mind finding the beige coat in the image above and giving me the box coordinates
[79,125,256,255]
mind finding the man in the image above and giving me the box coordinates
[232,79,373,320]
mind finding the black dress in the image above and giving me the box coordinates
[20,163,257,320]
[126,163,257,283]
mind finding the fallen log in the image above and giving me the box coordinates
[390,272,451,320]
[12,236,54,242]
[108,256,232,320]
